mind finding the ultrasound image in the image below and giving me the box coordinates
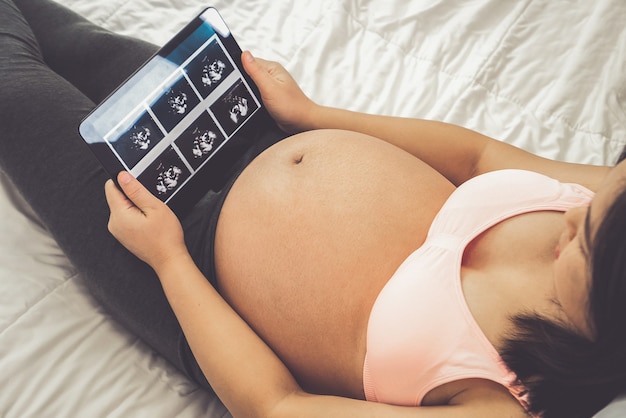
[151,77,200,132]
[175,111,225,169]
[111,112,164,169]
[137,146,191,201]
[210,79,258,137]
[185,39,234,98]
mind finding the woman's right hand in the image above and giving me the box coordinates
[241,51,317,133]
[104,171,188,274]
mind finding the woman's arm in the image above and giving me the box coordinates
[242,52,610,191]
[104,172,529,418]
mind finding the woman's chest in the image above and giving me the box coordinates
[417,211,566,406]
[460,210,566,350]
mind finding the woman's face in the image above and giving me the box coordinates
[553,159,626,339]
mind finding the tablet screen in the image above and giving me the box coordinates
[79,8,269,215]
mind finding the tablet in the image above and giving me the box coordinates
[79,7,275,216]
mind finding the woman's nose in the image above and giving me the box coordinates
[564,206,587,239]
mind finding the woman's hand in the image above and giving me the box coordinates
[104,171,188,272]
[241,51,317,133]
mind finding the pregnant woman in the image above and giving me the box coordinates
[2,0,626,417]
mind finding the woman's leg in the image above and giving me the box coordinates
[12,0,159,104]
[0,0,213,389]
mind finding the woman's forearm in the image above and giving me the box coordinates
[305,105,493,185]
[305,105,610,190]
[152,255,531,418]
[154,255,300,418]
[105,171,303,417]
[243,54,609,188]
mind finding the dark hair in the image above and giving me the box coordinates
[501,154,626,418]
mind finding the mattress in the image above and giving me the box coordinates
[2,0,626,416]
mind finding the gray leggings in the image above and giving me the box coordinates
[0,0,285,390]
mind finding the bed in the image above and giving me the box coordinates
[2,0,626,416]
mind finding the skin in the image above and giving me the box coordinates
[104,51,616,417]
[553,159,626,339]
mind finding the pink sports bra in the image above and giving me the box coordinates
[363,169,594,408]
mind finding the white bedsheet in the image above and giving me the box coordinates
[2,0,626,416]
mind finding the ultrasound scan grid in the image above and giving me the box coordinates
[185,39,234,98]
[137,146,192,201]
[210,79,259,137]
[174,111,226,170]
[109,35,262,202]
[112,111,165,169]
[150,76,201,133]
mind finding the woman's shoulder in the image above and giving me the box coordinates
[443,169,593,214]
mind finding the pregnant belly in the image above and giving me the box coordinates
[214,129,454,398]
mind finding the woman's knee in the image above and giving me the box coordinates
[0,0,43,66]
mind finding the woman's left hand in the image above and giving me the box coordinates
[104,171,188,271]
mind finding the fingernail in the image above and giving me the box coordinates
[119,171,133,185]
[243,50,255,63]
